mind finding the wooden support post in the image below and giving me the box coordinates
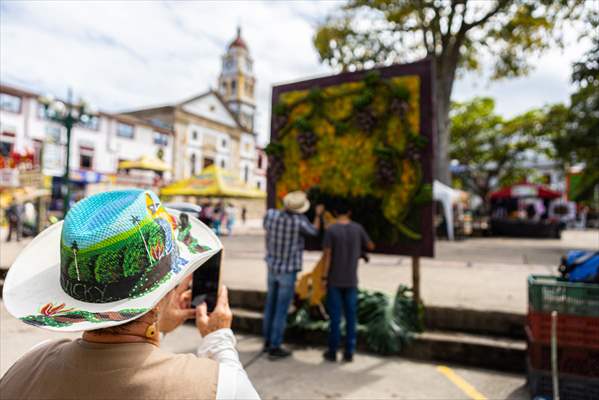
[412,256,421,305]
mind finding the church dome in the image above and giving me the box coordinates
[228,27,248,51]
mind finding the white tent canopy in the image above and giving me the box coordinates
[433,180,463,240]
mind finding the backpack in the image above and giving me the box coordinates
[559,250,599,283]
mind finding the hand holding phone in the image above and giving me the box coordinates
[196,286,232,337]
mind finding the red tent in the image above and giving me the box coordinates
[489,184,562,200]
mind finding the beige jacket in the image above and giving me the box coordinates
[0,339,218,400]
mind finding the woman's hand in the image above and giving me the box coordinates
[196,286,233,337]
[159,275,195,334]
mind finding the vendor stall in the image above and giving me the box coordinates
[489,183,563,238]
[118,155,171,174]
[160,165,265,199]
[87,156,171,195]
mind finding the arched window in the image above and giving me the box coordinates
[231,80,237,92]
[190,153,196,175]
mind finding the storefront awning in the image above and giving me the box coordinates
[160,165,265,198]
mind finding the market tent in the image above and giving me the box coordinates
[490,183,561,200]
[433,180,463,240]
[118,155,171,172]
[160,165,266,198]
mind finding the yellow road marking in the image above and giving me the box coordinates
[436,365,488,400]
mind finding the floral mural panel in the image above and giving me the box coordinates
[268,60,435,257]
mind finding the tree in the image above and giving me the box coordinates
[450,97,555,200]
[94,251,124,284]
[314,0,584,184]
[552,13,599,201]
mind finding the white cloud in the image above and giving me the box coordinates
[1,0,593,145]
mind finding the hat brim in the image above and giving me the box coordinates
[2,209,221,332]
[286,200,310,214]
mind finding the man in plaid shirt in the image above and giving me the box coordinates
[262,191,323,359]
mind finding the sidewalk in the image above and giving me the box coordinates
[2,227,597,314]
[222,249,551,314]
[219,229,597,314]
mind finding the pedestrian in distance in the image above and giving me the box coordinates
[5,200,23,242]
[241,205,247,225]
[212,201,224,236]
[321,202,375,362]
[262,191,324,360]
[225,203,236,236]
[200,201,214,228]
[0,190,260,399]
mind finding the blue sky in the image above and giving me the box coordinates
[1,1,594,145]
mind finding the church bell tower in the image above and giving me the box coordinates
[218,27,256,132]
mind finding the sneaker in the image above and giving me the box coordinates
[268,347,292,360]
[262,342,270,353]
[323,350,337,362]
[343,352,353,362]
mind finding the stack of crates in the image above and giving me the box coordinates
[527,275,599,399]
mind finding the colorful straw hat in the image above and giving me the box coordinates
[2,189,222,332]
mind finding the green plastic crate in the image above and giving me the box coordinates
[528,275,599,317]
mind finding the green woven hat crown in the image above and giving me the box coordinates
[60,190,179,303]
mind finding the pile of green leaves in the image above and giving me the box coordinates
[288,285,423,355]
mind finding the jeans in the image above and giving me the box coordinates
[6,221,22,242]
[326,286,358,355]
[212,220,221,236]
[263,269,297,349]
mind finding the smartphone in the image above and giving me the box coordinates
[191,250,222,312]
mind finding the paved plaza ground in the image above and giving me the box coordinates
[1,226,597,398]
[2,227,598,314]
[219,228,598,314]
[0,301,527,399]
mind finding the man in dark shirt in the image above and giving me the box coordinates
[322,203,374,362]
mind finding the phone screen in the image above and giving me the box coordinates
[191,250,222,312]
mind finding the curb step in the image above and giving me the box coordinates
[230,306,526,373]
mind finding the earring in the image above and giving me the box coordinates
[145,323,157,339]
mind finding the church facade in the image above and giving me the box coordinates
[126,28,259,187]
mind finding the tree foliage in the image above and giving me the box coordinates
[314,0,585,183]
[552,13,599,201]
[67,257,93,281]
[94,251,124,284]
[449,97,560,200]
[123,240,148,277]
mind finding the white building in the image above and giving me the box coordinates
[1,27,262,208]
[0,84,174,202]
[126,28,259,186]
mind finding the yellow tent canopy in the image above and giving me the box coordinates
[160,165,266,198]
[118,155,171,172]
[1,187,51,208]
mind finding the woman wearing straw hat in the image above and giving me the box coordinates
[0,190,259,399]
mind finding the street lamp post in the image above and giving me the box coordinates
[39,89,95,218]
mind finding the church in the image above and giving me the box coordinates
[125,28,259,187]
